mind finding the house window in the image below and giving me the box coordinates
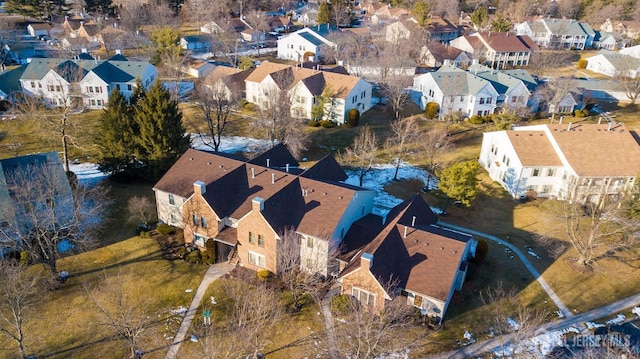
[547,169,556,177]
[258,234,264,247]
[31,81,35,88]
[201,217,207,229]
[170,213,176,222]
[116,84,121,90]
[526,185,536,192]
[532,168,541,177]
[48,85,54,91]
[97,99,102,106]
[541,185,551,193]
[193,214,199,226]
[127,84,132,91]
[487,97,492,104]
[306,257,313,269]
[56,85,61,92]
[352,287,376,307]
[38,83,42,88]
[352,96,357,103]
[249,231,254,244]
[95,86,101,93]
[479,97,485,104]
[511,96,517,103]
[91,99,96,106]
[248,251,266,268]
[194,234,206,247]
[88,86,94,93]
[168,194,175,205]
[306,236,313,248]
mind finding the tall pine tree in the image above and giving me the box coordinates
[133,80,190,180]
[97,89,137,178]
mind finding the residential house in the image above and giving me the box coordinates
[585,50,640,78]
[0,65,26,101]
[514,18,595,50]
[153,145,376,275]
[19,56,156,109]
[244,61,373,124]
[449,32,537,69]
[0,152,73,256]
[466,63,538,112]
[419,41,473,67]
[267,16,295,33]
[478,123,640,203]
[412,64,499,118]
[368,4,410,25]
[76,21,101,43]
[425,16,461,44]
[620,45,640,59]
[180,35,211,51]
[338,194,476,322]
[203,65,253,100]
[27,23,52,38]
[600,18,640,42]
[201,21,224,34]
[386,16,460,45]
[277,24,339,62]
[594,31,620,51]
[62,16,84,35]
[180,58,216,78]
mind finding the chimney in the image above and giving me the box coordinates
[412,216,416,227]
[193,181,206,195]
[361,252,373,269]
[271,173,275,184]
[252,197,264,212]
[403,225,408,238]
[598,117,602,124]
[443,59,452,66]
[286,163,290,173]
[251,167,255,178]
[567,122,572,131]
[607,122,613,131]
[115,49,121,55]
[472,58,478,65]
[266,158,270,168]
[81,48,87,54]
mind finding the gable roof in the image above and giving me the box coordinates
[473,32,538,52]
[426,65,495,96]
[466,63,529,95]
[505,130,562,167]
[20,57,152,84]
[423,41,465,63]
[0,65,27,96]
[248,143,300,169]
[340,195,471,301]
[588,50,640,71]
[301,155,348,182]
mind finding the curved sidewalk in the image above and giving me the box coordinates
[164,262,234,359]
[438,222,572,318]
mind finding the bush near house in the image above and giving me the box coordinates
[186,249,203,264]
[331,294,352,314]
[425,102,439,119]
[308,120,321,127]
[319,119,335,128]
[469,115,484,124]
[257,269,272,281]
[157,224,176,235]
[577,58,587,69]
[347,108,360,127]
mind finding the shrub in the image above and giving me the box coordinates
[257,269,272,281]
[239,99,249,107]
[574,109,589,117]
[0,100,9,112]
[20,251,30,265]
[244,102,255,111]
[186,250,203,264]
[205,239,217,261]
[206,257,215,264]
[331,294,352,314]
[469,115,484,124]
[577,58,587,69]
[319,119,335,128]
[347,108,360,127]
[471,239,488,265]
[139,231,150,238]
[308,119,321,127]
[157,224,175,235]
[425,102,439,119]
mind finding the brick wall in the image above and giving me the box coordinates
[236,198,279,273]
[340,257,387,313]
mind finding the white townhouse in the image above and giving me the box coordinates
[19,55,156,109]
[449,32,537,69]
[245,62,372,124]
[514,18,595,50]
[277,24,338,62]
[466,63,538,112]
[620,45,640,59]
[412,64,499,118]
[479,123,640,204]
[584,50,640,79]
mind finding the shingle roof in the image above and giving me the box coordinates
[301,155,348,182]
[430,65,493,96]
[466,63,527,95]
[475,32,537,52]
[0,65,27,96]
[340,194,470,301]
[20,57,151,84]
[505,131,562,167]
[589,50,640,71]
[424,40,465,63]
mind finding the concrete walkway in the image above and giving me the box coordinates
[438,222,573,318]
[164,262,234,359]
[430,292,640,358]
[320,286,341,359]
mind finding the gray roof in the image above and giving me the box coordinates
[466,63,527,95]
[20,57,151,84]
[590,50,640,70]
[431,64,492,96]
[298,31,326,46]
[0,65,27,96]
[532,19,595,37]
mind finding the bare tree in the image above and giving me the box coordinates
[184,278,283,359]
[478,282,550,358]
[243,10,270,56]
[527,50,574,78]
[84,268,156,358]
[385,117,421,181]
[617,72,640,106]
[12,61,87,174]
[419,125,452,190]
[556,0,582,19]
[205,17,241,66]
[127,196,156,229]
[538,190,640,269]
[0,162,108,274]
[380,74,412,121]
[0,263,53,359]
[340,125,378,187]
[333,290,424,359]
[191,78,239,152]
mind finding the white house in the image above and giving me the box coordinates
[245,62,372,124]
[20,56,157,109]
[585,50,640,78]
[479,123,640,204]
[412,64,499,118]
[466,63,537,112]
[180,35,211,51]
[27,23,52,38]
[277,24,338,62]
[449,32,537,69]
[620,44,640,59]
[514,18,595,50]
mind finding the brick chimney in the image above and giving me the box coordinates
[252,197,264,212]
[361,252,373,269]
[194,181,206,195]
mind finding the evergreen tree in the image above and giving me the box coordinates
[317,1,331,25]
[490,13,512,33]
[470,7,488,29]
[412,1,431,27]
[97,89,137,177]
[437,161,480,213]
[132,80,190,180]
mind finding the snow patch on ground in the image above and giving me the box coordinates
[507,317,520,331]
[606,313,625,325]
[69,162,107,186]
[190,134,273,154]
[586,321,605,329]
[493,327,581,357]
[171,306,188,317]
[345,162,435,216]
[463,331,475,345]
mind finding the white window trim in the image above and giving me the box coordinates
[248,250,266,268]
[352,286,376,307]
